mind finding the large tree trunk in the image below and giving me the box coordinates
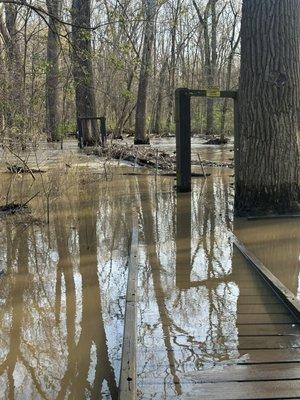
[46,0,61,142]
[0,5,24,130]
[235,0,300,215]
[71,0,97,146]
[134,0,156,145]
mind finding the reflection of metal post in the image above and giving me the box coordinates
[100,117,107,147]
[176,192,192,290]
[175,88,191,192]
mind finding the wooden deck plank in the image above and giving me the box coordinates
[241,348,300,363]
[138,380,300,399]
[238,335,300,349]
[237,303,289,314]
[237,295,280,305]
[157,362,300,383]
[119,225,138,400]
[237,313,295,324]
[233,237,300,321]
[238,323,300,336]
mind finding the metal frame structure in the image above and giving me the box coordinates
[175,88,238,192]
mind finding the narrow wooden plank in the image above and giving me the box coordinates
[237,295,280,305]
[139,380,300,399]
[119,224,138,400]
[237,303,289,314]
[239,335,300,349]
[241,348,300,363]
[248,214,300,220]
[178,363,300,383]
[238,323,300,336]
[237,313,295,324]
[234,236,300,320]
[237,287,277,296]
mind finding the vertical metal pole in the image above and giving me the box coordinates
[100,117,107,147]
[77,117,83,148]
[234,95,239,174]
[175,88,191,192]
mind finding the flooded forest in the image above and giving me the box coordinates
[0,0,300,399]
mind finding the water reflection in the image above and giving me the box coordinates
[136,172,241,398]
[235,218,300,296]
[1,152,299,399]
[0,171,131,399]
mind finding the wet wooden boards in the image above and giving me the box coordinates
[118,225,138,400]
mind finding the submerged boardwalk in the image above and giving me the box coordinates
[132,238,300,399]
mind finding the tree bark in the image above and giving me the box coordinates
[71,0,97,146]
[46,0,61,142]
[134,0,156,145]
[235,0,300,215]
[0,5,24,128]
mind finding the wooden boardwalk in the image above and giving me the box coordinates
[120,235,300,399]
[181,239,300,399]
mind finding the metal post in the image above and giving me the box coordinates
[100,117,107,147]
[77,117,83,148]
[175,88,191,192]
[234,96,240,171]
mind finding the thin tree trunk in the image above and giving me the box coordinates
[134,0,156,145]
[153,59,167,134]
[71,0,97,146]
[46,0,61,142]
[235,0,300,215]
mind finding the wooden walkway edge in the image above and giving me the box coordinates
[233,235,300,321]
[118,223,139,400]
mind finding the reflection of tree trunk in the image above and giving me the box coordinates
[54,203,77,400]
[4,227,30,397]
[73,188,117,399]
[138,180,182,395]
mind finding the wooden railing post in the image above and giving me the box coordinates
[175,88,191,192]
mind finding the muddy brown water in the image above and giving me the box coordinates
[0,139,299,399]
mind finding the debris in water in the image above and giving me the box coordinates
[6,164,45,174]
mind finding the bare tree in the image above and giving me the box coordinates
[71,0,97,146]
[45,0,61,142]
[134,0,156,145]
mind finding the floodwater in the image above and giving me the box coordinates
[0,139,299,399]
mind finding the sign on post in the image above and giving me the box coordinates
[206,87,221,97]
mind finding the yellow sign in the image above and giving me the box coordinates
[206,87,221,97]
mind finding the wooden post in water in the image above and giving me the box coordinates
[175,88,191,192]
